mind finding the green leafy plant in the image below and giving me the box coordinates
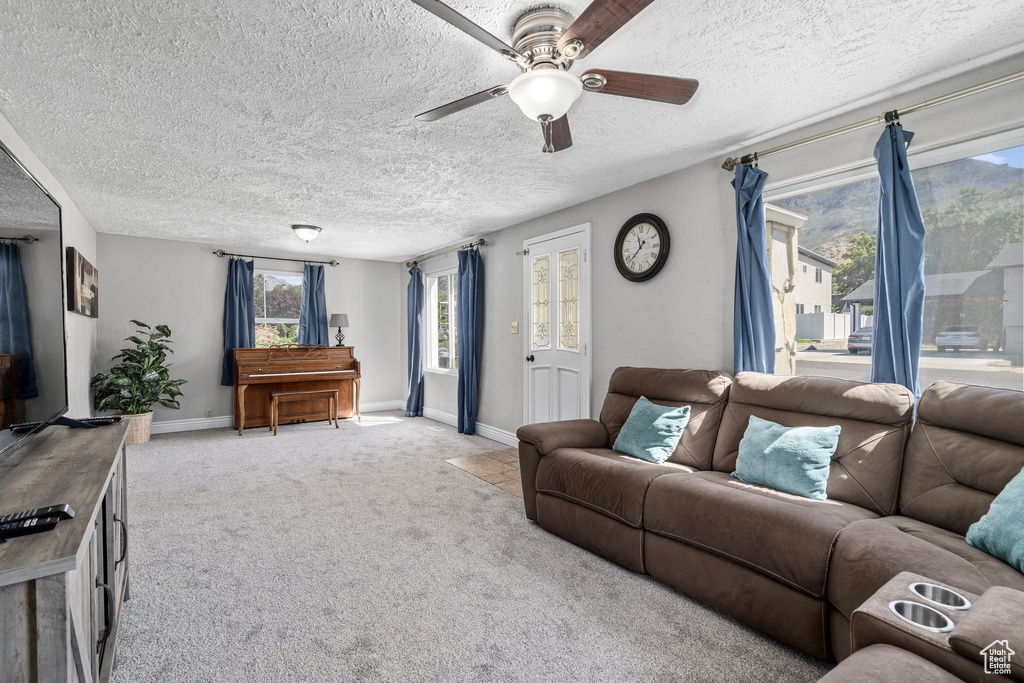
[90,320,187,414]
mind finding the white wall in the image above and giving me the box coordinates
[404,55,1024,435]
[95,234,404,424]
[0,111,98,417]
[795,256,833,313]
[412,159,735,434]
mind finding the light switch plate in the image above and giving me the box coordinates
[511,321,519,334]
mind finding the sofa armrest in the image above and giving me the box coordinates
[949,586,1024,681]
[515,419,609,455]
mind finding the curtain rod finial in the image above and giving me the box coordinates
[214,249,226,258]
[721,157,738,171]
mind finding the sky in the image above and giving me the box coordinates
[971,145,1024,168]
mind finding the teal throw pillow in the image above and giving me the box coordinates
[612,396,690,464]
[731,416,840,500]
[966,466,1024,573]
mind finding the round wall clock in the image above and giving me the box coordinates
[614,213,670,282]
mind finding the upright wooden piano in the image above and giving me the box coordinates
[233,345,361,435]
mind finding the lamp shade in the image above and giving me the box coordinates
[330,313,349,327]
[508,69,583,121]
[291,224,322,241]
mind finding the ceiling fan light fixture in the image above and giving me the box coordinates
[291,224,322,242]
[508,69,582,121]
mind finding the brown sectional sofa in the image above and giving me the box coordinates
[516,367,1024,670]
[827,380,1024,660]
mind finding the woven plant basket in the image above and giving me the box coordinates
[126,412,154,445]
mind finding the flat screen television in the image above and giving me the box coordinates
[0,140,68,458]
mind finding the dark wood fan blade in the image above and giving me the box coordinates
[557,0,655,60]
[549,114,572,152]
[415,85,509,122]
[410,0,525,61]
[581,70,698,104]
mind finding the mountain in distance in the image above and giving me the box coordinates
[774,156,1024,262]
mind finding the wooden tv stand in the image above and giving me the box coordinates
[0,420,130,683]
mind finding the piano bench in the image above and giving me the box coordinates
[268,388,340,436]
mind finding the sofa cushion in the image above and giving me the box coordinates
[732,416,840,500]
[612,397,690,464]
[899,382,1024,536]
[712,373,915,515]
[535,447,693,528]
[600,367,732,470]
[966,465,1024,573]
[828,516,1024,619]
[644,471,877,597]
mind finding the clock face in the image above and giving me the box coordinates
[614,214,670,282]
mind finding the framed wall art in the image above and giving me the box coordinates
[66,246,98,318]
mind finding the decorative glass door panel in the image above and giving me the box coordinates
[558,248,579,351]
[532,255,551,350]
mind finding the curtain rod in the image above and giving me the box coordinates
[0,234,37,244]
[212,249,339,267]
[405,238,486,268]
[721,69,1024,171]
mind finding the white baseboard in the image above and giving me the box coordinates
[420,407,518,447]
[359,400,406,413]
[150,400,409,434]
[150,415,234,434]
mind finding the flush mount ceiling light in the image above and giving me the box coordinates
[410,1,700,153]
[291,224,322,242]
[508,68,583,121]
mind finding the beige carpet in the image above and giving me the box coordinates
[446,448,523,498]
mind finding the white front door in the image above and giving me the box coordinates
[523,224,591,425]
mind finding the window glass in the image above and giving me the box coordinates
[532,255,551,349]
[254,270,302,347]
[427,272,458,370]
[771,144,1023,391]
[558,249,580,350]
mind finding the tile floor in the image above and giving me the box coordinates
[447,448,523,498]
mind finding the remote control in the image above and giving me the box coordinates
[0,504,75,524]
[0,516,61,541]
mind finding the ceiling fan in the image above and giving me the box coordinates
[410,0,699,153]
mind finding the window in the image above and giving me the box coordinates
[427,271,458,371]
[770,143,1023,391]
[802,264,808,273]
[254,270,303,347]
[815,267,823,283]
[814,305,822,313]
[796,304,805,315]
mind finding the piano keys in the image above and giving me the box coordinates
[233,345,361,435]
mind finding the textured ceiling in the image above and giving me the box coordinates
[0,0,1022,261]
[0,147,60,233]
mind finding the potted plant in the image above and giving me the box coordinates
[91,320,187,444]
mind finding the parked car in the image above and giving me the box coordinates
[935,325,988,352]
[848,326,872,355]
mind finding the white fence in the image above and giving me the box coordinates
[796,313,852,340]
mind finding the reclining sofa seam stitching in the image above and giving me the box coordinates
[899,481,960,516]
[536,489,639,528]
[920,422,959,483]
[834,459,884,515]
[645,528,825,597]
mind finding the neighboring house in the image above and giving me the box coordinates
[795,247,836,315]
[764,204,808,373]
[841,270,1004,343]
[986,242,1024,362]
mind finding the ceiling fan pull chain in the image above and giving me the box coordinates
[539,115,554,153]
